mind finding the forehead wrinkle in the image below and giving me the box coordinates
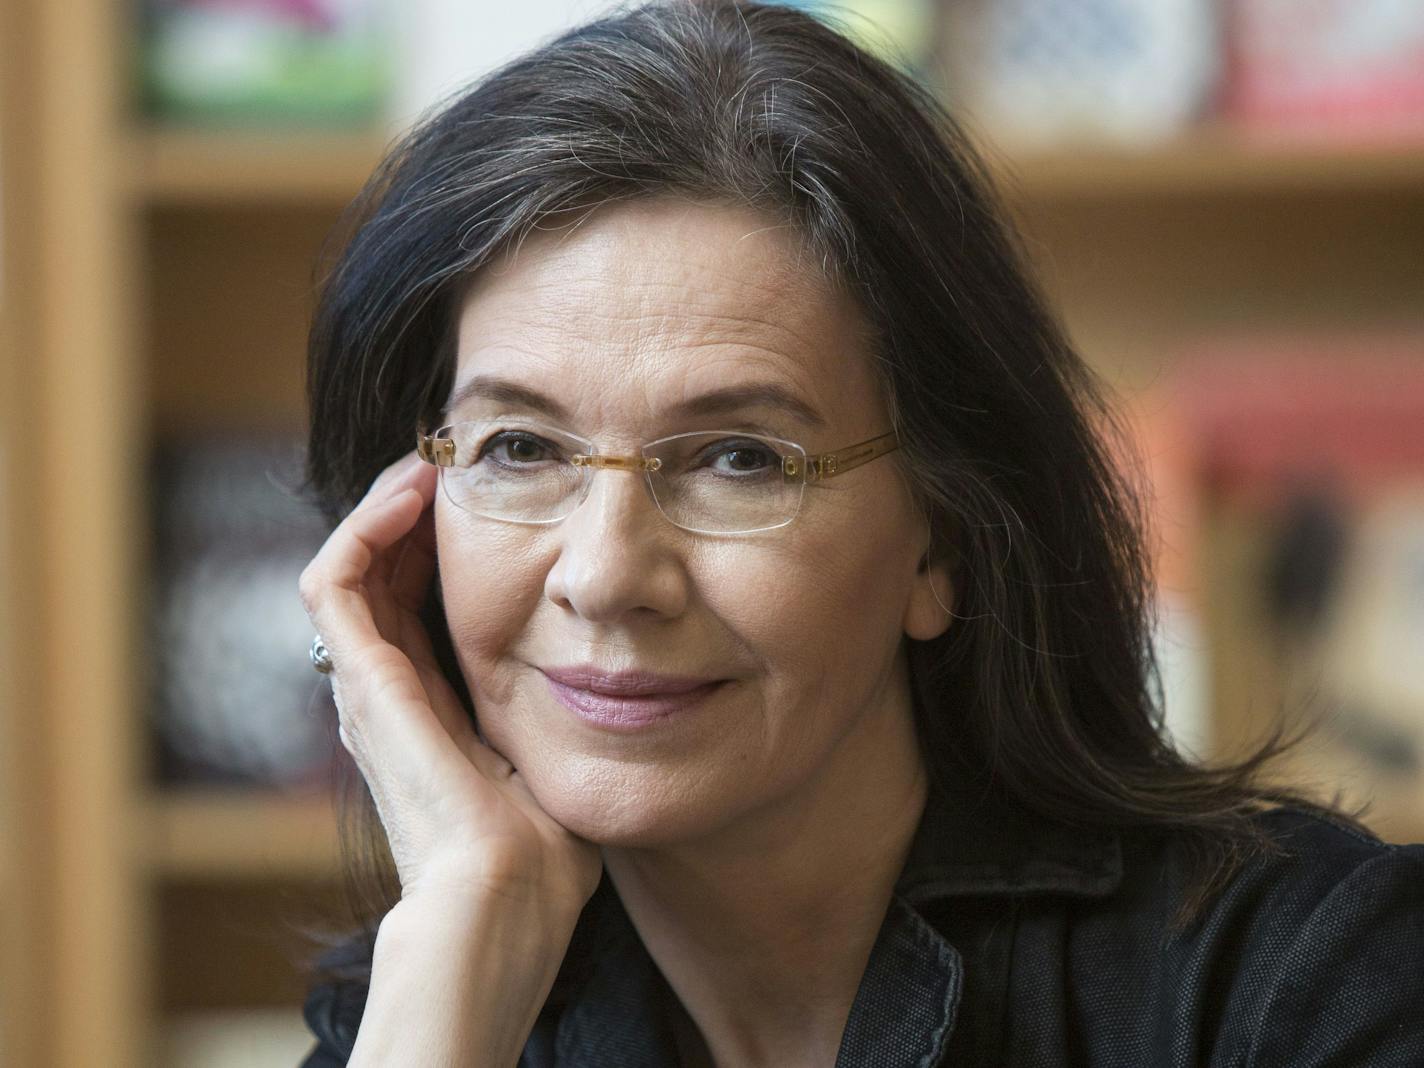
[546,287,821,356]
[457,300,846,439]
[676,341,818,402]
[463,301,822,380]
[660,305,822,355]
[470,224,828,318]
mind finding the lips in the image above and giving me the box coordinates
[538,664,723,696]
[538,664,727,731]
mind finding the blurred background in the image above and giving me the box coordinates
[2,0,1422,1064]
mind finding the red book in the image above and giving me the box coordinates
[1166,332,1424,507]
[1222,0,1424,143]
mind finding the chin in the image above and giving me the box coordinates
[525,759,736,850]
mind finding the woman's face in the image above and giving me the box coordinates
[437,196,951,847]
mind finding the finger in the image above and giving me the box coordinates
[368,525,436,661]
[330,651,479,795]
[333,650,510,795]
[301,487,427,671]
[352,451,427,524]
[389,499,437,614]
[344,453,429,595]
[368,464,437,593]
[368,449,424,495]
[303,487,448,778]
[363,468,437,642]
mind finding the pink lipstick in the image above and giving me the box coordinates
[539,665,725,730]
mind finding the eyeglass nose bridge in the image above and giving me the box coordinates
[570,452,663,473]
[563,450,667,526]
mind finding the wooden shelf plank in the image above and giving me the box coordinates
[143,788,342,880]
[985,126,1424,200]
[125,126,391,204]
[124,122,1424,204]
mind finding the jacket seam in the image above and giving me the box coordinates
[1267,806,1399,851]
[891,894,963,1068]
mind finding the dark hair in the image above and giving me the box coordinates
[297,0,1360,996]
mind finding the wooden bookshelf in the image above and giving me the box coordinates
[5,2,1424,1064]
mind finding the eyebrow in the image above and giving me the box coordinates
[444,373,828,430]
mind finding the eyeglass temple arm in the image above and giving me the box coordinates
[793,430,901,482]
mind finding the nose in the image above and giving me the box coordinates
[542,463,688,622]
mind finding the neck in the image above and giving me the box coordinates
[600,651,929,1068]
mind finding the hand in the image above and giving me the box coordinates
[298,451,603,914]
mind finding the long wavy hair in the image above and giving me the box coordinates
[295,0,1358,997]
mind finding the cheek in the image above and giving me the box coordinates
[700,517,912,707]
[740,488,913,631]
[769,496,918,697]
[433,502,541,707]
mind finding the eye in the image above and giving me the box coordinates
[478,430,562,466]
[700,438,778,476]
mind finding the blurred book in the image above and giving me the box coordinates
[383,1,617,134]
[1172,333,1424,503]
[138,0,391,126]
[938,0,1220,148]
[147,434,338,790]
[767,0,938,81]
[1222,0,1424,144]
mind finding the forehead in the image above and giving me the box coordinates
[449,197,882,428]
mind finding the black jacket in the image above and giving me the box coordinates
[299,783,1424,1066]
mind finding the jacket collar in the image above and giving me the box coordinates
[894,776,1125,903]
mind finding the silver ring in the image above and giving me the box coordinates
[309,634,334,675]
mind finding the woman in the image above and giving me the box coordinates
[295,2,1424,1064]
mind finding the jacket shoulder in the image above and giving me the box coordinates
[1248,803,1414,859]
[1124,805,1424,1067]
[1205,804,1423,918]
[1139,803,1424,936]
[1119,802,1417,904]
[1225,807,1424,1066]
